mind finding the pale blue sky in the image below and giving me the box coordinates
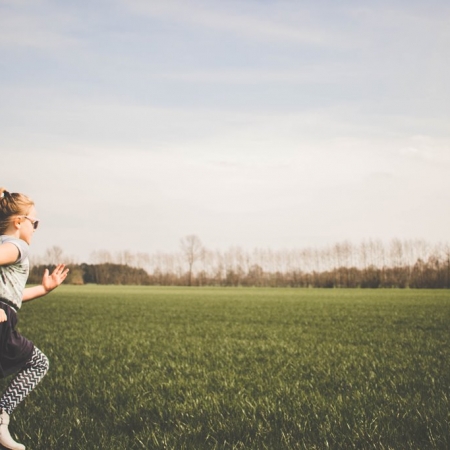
[1,0,449,261]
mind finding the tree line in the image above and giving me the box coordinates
[29,237,450,288]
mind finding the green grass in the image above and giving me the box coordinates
[2,286,449,449]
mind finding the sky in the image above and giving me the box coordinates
[1,0,449,262]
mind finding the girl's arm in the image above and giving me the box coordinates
[1,244,19,320]
[0,242,20,266]
[23,264,69,302]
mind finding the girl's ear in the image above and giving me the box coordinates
[12,216,22,230]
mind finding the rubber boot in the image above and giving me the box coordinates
[0,411,25,450]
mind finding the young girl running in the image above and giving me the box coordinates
[0,188,68,450]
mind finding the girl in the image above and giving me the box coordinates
[0,188,68,450]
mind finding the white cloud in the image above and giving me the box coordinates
[399,135,450,164]
[0,6,79,49]
[350,4,450,30]
[125,0,334,45]
[153,63,364,84]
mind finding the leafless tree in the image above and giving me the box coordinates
[135,252,151,271]
[90,249,113,264]
[115,250,135,266]
[44,245,64,265]
[180,235,204,286]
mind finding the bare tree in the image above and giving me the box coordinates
[90,249,113,264]
[115,250,135,266]
[136,252,150,271]
[44,245,64,265]
[180,235,204,286]
[443,242,450,289]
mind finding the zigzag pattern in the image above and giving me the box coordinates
[0,347,49,415]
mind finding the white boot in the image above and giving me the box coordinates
[0,411,25,450]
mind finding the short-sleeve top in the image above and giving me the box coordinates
[0,236,29,311]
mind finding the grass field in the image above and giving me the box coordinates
[2,286,449,449]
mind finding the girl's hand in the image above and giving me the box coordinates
[42,264,69,292]
[0,309,6,323]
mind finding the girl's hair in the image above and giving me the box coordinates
[0,187,34,234]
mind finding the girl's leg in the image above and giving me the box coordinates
[0,347,48,449]
[0,347,49,415]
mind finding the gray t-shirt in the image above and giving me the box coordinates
[0,235,29,310]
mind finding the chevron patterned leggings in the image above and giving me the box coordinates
[0,347,49,415]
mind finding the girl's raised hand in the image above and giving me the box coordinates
[0,310,7,323]
[42,264,69,292]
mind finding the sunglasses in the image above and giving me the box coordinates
[21,216,40,230]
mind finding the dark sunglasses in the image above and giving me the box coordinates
[22,216,40,230]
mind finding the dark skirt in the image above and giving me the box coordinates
[0,302,34,378]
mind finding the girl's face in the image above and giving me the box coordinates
[18,205,38,245]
